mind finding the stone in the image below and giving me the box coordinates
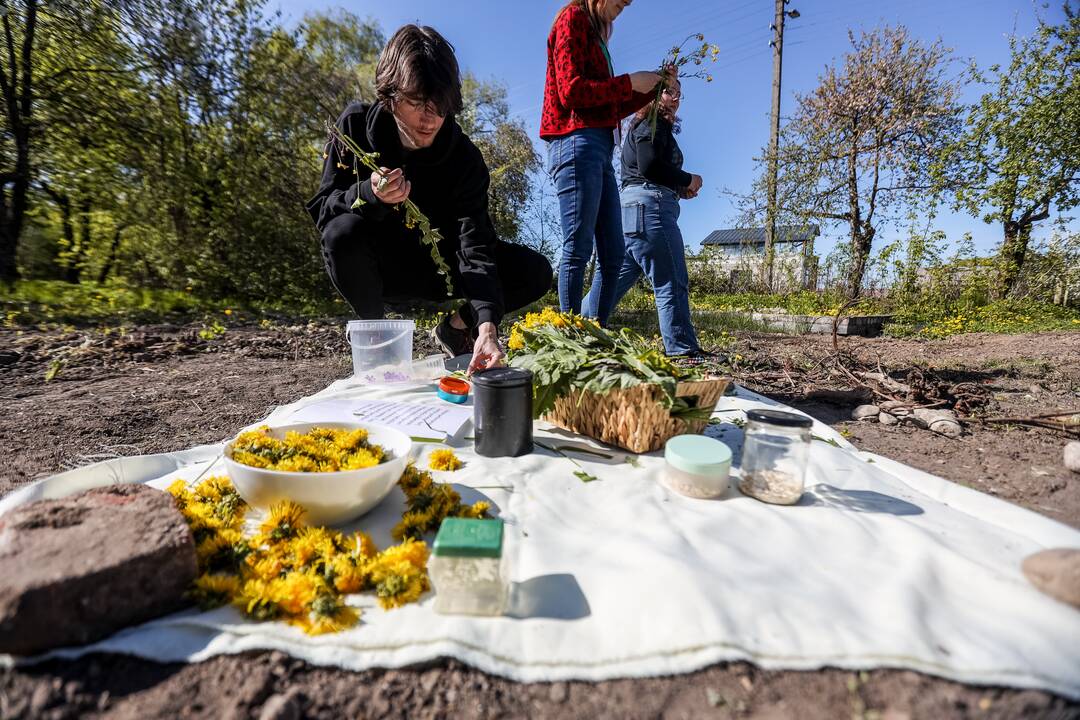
[1022,548,1080,608]
[913,409,962,438]
[0,484,196,655]
[258,691,302,720]
[879,400,911,413]
[1065,441,1080,474]
[879,411,899,426]
[548,681,569,704]
[930,421,963,438]
[852,405,880,421]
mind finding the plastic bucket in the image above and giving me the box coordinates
[346,320,415,383]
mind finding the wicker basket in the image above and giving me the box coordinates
[541,377,731,454]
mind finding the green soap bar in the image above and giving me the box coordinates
[433,518,503,558]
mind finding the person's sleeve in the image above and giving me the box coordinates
[551,10,634,110]
[634,123,693,190]
[454,146,504,326]
[304,109,392,232]
[617,88,656,118]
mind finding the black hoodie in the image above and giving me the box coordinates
[306,101,504,326]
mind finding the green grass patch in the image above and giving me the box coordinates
[683,291,1079,339]
[0,279,343,327]
[886,299,1080,338]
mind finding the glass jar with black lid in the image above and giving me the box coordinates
[738,408,813,505]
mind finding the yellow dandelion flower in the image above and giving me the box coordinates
[341,446,383,470]
[341,530,379,561]
[274,573,321,616]
[247,553,286,582]
[391,510,434,542]
[291,527,336,568]
[167,479,192,509]
[457,500,491,520]
[236,578,285,621]
[427,449,462,472]
[374,537,430,571]
[370,561,430,610]
[330,554,370,594]
[398,464,431,495]
[260,500,306,543]
[295,596,360,635]
[189,573,241,610]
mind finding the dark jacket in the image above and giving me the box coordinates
[620,117,692,192]
[306,101,504,325]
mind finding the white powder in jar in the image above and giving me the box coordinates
[738,469,803,505]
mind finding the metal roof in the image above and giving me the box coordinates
[701,225,820,246]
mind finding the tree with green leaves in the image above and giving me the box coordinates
[933,6,1079,298]
[752,26,961,298]
[0,0,41,284]
[458,74,539,245]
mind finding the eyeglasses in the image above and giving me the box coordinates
[397,96,446,118]
[662,88,683,101]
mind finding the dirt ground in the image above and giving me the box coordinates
[1,322,1078,719]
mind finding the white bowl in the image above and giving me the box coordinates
[223,421,412,526]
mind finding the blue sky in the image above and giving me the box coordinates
[269,0,1072,260]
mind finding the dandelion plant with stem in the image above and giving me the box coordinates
[648,34,721,138]
[325,122,454,296]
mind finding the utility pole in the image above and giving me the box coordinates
[764,0,799,292]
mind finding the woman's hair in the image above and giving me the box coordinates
[553,0,612,41]
[630,89,682,134]
[375,25,462,117]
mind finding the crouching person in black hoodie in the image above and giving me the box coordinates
[306,24,553,372]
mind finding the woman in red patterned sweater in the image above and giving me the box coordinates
[541,0,665,325]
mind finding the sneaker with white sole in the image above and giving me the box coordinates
[431,317,477,358]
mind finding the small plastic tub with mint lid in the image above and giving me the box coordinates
[662,434,732,499]
[429,518,509,615]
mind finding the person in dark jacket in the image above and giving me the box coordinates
[583,79,706,358]
[307,25,552,372]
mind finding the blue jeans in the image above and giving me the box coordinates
[546,128,624,324]
[584,183,701,355]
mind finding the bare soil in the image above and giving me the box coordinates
[1,322,1077,720]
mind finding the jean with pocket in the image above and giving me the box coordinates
[584,182,701,356]
[546,128,625,324]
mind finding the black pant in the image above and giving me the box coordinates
[320,213,553,326]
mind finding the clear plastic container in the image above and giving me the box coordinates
[346,320,414,383]
[738,409,813,505]
[429,518,509,616]
[411,354,447,381]
[663,434,732,498]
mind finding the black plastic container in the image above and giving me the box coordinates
[472,367,534,457]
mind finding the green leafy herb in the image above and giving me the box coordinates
[508,311,706,420]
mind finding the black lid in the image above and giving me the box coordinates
[471,367,533,389]
[746,408,813,428]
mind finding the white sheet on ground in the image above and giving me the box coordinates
[2,377,1078,698]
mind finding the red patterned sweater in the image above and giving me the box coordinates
[540,4,653,140]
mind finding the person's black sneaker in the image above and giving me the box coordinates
[670,349,718,367]
[431,317,476,358]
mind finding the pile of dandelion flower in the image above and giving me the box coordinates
[428,448,463,472]
[393,464,490,542]
[168,475,431,635]
[230,425,386,472]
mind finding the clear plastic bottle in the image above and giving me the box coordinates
[738,409,813,505]
[429,518,509,615]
